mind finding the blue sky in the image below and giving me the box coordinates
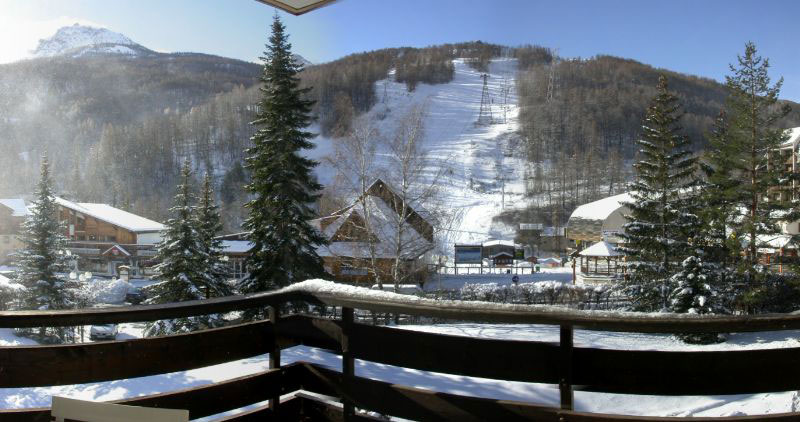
[2,0,800,100]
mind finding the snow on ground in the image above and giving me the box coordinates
[392,323,800,417]
[0,328,38,346]
[424,266,573,292]
[308,58,528,250]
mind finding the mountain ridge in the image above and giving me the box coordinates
[29,23,312,66]
[33,24,151,58]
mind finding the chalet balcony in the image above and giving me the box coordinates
[1,282,800,421]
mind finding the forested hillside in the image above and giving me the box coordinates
[518,55,800,163]
[0,52,262,213]
[300,41,517,136]
[509,54,800,228]
[2,39,799,234]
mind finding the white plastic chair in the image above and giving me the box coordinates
[51,396,189,422]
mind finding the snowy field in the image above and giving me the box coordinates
[2,312,799,417]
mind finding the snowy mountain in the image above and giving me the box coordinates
[32,24,153,58]
[292,54,312,68]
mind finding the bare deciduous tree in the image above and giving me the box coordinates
[326,115,386,287]
[383,104,444,290]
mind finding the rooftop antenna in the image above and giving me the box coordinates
[477,73,493,125]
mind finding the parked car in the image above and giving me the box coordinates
[89,324,118,340]
[125,287,146,304]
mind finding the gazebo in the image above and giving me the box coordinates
[755,234,797,273]
[573,240,625,283]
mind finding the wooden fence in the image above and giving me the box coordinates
[1,288,800,421]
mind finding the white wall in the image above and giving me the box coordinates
[602,206,631,243]
[136,232,163,245]
[782,220,800,235]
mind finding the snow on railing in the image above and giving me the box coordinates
[2,279,800,333]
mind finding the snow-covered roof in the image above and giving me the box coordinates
[780,127,800,149]
[221,240,253,254]
[489,252,514,258]
[0,199,28,217]
[482,239,517,248]
[54,197,164,233]
[569,192,633,222]
[317,242,397,259]
[0,273,23,291]
[313,194,433,260]
[579,241,624,257]
[745,234,796,252]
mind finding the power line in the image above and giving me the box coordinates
[476,73,493,125]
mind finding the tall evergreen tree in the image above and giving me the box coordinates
[14,155,71,341]
[619,75,700,311]
[198,173,232,298]
[697,112,742,267]
[145,160,218,336]
[240,15,328,297]
[722,42,791,274]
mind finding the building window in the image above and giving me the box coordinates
[340,265,369,276]
[228,258,247,279]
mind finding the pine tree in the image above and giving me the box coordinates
[696,112,743,268]
[198,173,232,299]
[240,15,328,298]
[14,155,71,342]
[723,42,791,275]
[145,160,219,336]
[668,256,727,344]
[619,75,700,311]
[669,257,725,315]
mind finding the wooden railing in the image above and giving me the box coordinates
[1,286,800,421]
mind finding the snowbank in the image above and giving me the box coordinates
[459,281,612,307]
[370,284,423,295]
[87,278,132,304]
[424,267,573,292]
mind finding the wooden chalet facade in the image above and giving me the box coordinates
[311,179,435,284]
[217,232,253,280]
[0,199,27,265]
[54,198,165,277]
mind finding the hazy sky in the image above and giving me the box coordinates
[2,0,800,100]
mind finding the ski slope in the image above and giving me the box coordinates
[308,58,528,251]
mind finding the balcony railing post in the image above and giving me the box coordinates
[342,307,355,420]
[559,324,574,410]
[268,306,280,413]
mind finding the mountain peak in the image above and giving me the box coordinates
[33,24,150,58]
